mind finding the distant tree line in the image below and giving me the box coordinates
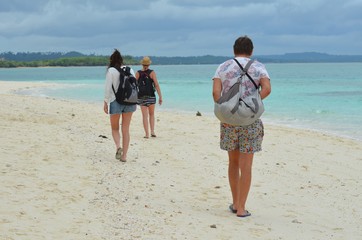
[0,51,85,62]
[1,51,362,68]
[0,56,107,68]
[0,52,137,68]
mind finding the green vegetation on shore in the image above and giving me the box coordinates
[1,51,362,68]
[0,54,137,68]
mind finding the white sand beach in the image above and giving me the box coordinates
[1,81,361,240]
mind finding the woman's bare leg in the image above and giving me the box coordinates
[236,152,254,215]
[110,114,121,150]
[148,104,156,135]
[140,106,149,137]
[228,150,240,210]
[120,112,133,160]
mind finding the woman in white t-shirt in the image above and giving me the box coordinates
[104,49,136,162]
[212,36,271,218]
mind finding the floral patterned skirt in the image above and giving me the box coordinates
[220,119,264,153]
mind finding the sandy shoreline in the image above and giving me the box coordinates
[1,81,361,239]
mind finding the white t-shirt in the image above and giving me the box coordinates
[213,57,270,98]
[104,66,135,104]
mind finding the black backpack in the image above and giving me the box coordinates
[112,66,138,105]
[137,69,155,98]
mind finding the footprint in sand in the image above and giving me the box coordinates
[248,227,269,237]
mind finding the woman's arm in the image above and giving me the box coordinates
[104,69,112,114]
[212,78,222,102]
[104,69,113,103]
[103,101,108,114]
[259,77,271,100]
[151,71,163,105]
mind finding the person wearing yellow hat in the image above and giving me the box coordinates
[136,56,163,138]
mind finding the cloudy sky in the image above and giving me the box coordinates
[1,0,361,56]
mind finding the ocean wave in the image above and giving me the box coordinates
[307,90,362,97]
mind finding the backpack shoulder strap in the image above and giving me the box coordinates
[112,66,122,95]
[233,58,258,89]
[139,69,152,75]
[114,66,121,72]
[147,69,154,80]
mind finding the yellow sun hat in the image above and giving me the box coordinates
[140,56,152,65]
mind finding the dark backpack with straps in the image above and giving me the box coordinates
[112,66,138,105]
[137,69,155,98]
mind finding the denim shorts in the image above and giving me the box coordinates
[109,100,136,114]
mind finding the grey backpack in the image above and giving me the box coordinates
[112,66,138,105]
[214,59,264,126]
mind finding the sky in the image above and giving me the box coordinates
[1,0,362,57]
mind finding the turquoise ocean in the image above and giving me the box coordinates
[1,63,361,141]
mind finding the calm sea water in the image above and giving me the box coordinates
[1,63,361,141]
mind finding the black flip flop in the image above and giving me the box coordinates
[237,210,251,218]
[229,204,237,214]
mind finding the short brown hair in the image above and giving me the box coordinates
[233,36,254,55]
